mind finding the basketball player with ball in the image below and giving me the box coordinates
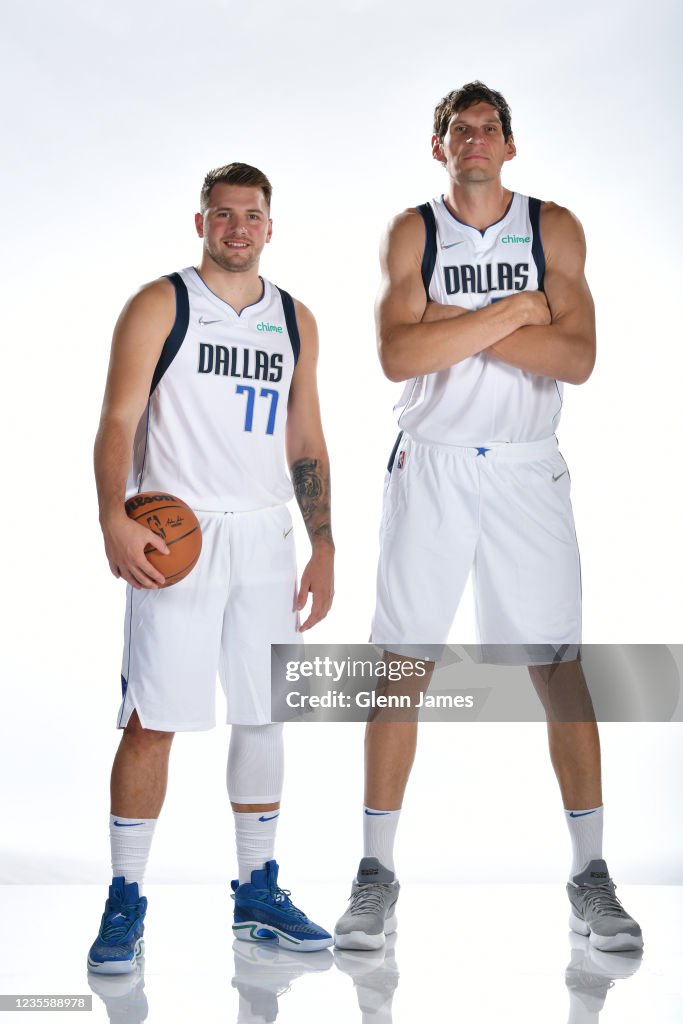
[88,163,335,973]
[334,83,643,955]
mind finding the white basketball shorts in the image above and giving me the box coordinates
[371,433,582,660]
[118,504,300,731]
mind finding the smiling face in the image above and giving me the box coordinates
[195,183,272,273]
[432,101,516,184]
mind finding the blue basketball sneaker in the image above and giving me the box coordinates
[231,860,333,952]
[87,877,147,974]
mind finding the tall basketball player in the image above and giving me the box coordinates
[334,84,643,954]
[88,163,335,973]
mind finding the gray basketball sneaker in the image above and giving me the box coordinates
[334,858,400,951]
[567,859,643,952]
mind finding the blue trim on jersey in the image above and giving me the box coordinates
[277,287,301,365]
[528,197,545,291]
[441,191,515,237]
[137,398,152,493]
[149,274,190,394]
[553,379,563,432]
[190,267,266,317]
[387,430,404,472]
[416,203,437,299]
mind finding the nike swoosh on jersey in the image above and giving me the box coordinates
[283,527,293,539]
[441,240,465,249]
[198,316,223,326]
[552,471,568,482]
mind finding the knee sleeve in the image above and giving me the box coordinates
[227,723,284,804]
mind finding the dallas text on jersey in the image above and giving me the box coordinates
[197,343,284,382]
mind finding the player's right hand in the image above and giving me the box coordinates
[521,290,552,326]
[100,514,169,589]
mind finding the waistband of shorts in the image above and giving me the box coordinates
[404,433,559,460]
[193,503,290,517]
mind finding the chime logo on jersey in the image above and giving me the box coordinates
[197,343,284,382]
[444,262,529,295]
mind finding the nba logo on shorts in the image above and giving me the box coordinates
[397,450,406,469]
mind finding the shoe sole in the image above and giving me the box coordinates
[232,922,333,952]
[334,913,398,951]
[569,912,643,952]
[87,938,144,975]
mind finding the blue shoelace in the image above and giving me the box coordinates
[100,900,143,942]
[249,884,308,920]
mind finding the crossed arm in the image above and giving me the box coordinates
[376,202,596,386]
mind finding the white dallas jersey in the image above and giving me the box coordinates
[395,192,562,445]
[126,267,299,511]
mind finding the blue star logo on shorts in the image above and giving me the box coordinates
[475,447,490,457]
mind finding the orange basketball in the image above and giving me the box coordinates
[124,492,202,588]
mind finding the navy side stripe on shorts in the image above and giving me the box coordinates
[387,431,404,472]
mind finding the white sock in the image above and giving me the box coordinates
[565,805,604,878]
[363,806,401,874]
[234,809,280,884]
[109,815,157,892]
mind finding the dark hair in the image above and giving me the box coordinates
[433,81,513,142]
[200,162,273,213]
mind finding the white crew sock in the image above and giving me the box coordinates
[565,805,604,878]
[234,809,280,885]
[363,806,401,874]
[109,815,157,891]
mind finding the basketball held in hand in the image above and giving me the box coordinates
[124,492,202,587]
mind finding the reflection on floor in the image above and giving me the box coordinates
[88,965,148,1024]
[0,884,680,1023]
[334,933,400,1023]
[85,929,645,1024]
[231,941,333,1023]
[565,932,642,1024]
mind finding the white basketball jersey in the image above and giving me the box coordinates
[395,193,562,445]
[126,267,298,511]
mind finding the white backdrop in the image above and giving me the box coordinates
[1,0,681,887]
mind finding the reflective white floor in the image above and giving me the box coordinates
[1,883,681,1023]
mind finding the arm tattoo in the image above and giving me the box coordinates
[291,457,333,546]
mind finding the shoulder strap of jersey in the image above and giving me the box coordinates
[275,286,301,365]
[415,202,437,299]
[528,197,546,291]
[150,272,190,394]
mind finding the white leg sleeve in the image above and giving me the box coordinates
[227,723,284,804]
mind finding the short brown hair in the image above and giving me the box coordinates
[200,162,273,213]
[433,82,513,142]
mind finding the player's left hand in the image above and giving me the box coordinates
[297,544,334,631]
